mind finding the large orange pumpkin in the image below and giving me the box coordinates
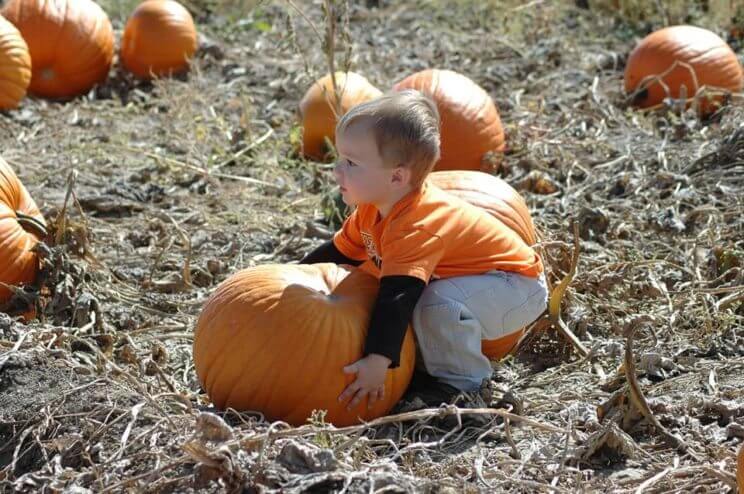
[624,25,744,115]
[1,0,114,99]
[429,170,538,360]
[393,69,505,173]
[0,15,31,110]
[120,0,198,79]
[0,157,46,304]
[193,263,416,426]
[299,71,382,161]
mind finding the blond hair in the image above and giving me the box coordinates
[336,90,440,187]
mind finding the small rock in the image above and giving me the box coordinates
[195,412,234,443]
[515,170,559,195]
[276,440,338,474]
[578,207,610,241]
[198,33,225,60]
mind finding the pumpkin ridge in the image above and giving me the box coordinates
[0,15,30,108]
[0,247,34,280]
[201,277,285,405]
[0,60,28,72]
[220,300,292,412]
[0,80,26,97]
[53,11,110,89]
[197,302,248,394]
[684,44,728,67]
[293,302,346,418]
[255,284,333,419]
[45,0,71,82]
[62,53,109,88]
[193,320,218,385]
[0,228,30,274]
[253,327,307,420]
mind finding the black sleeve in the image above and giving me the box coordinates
[299,239,364,266]
[364,275,426,368]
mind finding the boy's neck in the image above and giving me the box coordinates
[374,183,418,219]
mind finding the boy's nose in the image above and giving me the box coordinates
[332,163,342,181]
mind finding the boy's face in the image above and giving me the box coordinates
[333,121,410,207]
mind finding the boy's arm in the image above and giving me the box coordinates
[299,239,364,266]
[364,275,426,368]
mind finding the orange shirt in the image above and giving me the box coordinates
[333,178,543,283]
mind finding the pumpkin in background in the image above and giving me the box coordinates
[300,71,382,161]
[624,25,743,115]
[0,157,46,304]
[1,0,114,99]
[0,15,31,110]
[393,69,505,173]
[193,263,415,426]
[120,0,198,79]
[429,170,537,360]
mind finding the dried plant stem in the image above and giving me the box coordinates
[55,169,78,246]
[236,405,563,451]
[623,318,695,457]
[548,220,589,356]
[15,211,48,238]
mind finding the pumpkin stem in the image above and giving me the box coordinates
[16,211,48,239]
[629,87,649,105]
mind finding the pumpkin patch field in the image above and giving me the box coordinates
[1,0,744,491]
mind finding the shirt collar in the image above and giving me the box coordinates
[377,180,427,221]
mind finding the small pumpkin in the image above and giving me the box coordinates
[1,0,114,99]
[300,71,382,161]
[0,157,46,305]
[393,69,505,173]
[429,170,538,360]
[120,0,198,79]
[625,25,744,115]
[0,15,31,110]
[193,263,415,426]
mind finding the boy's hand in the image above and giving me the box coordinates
[338,354,392,411]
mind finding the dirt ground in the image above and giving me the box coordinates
[1,0,743,492]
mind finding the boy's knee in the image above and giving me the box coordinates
[500,274,548,332]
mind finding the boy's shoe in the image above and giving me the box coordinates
[400,370,461,408]
[394,371,492,428]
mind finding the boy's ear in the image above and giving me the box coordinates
[391,165,412,187]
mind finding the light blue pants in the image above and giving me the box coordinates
[412,270,548,391]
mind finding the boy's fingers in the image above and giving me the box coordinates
[343,363,359,374]
[368,389,378,408]
[368,387,384,409]
[338,381,361,403]
[347,388,367,411]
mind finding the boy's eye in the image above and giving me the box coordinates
[346,159,357,167]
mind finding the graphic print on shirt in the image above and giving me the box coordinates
[360,231,382,269]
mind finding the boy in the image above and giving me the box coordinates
[300,90,547,412]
